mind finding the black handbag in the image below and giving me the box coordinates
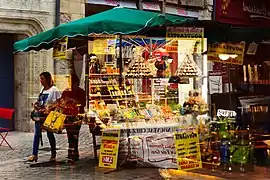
[30,88,46,121]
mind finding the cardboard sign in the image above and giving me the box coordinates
[98,127,120,169]
[174,129,202,171]
[207,42,245,65]
[53,37,68,60]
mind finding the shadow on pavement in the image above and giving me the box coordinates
[29,161,67,168]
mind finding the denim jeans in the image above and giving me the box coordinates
[32,121,56,156]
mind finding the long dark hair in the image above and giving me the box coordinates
[40,72,54,87]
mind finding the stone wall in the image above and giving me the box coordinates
[60,0,85,23]
[0,0,56,132]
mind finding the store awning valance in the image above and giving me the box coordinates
[14,7,190,53]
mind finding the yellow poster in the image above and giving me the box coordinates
[53,37,68,60]
[93,39,115,55]
[98,127,120,169]
[207,42,245,65]
[166,27,204,53]
[174,129,202,171]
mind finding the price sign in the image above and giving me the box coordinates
[98,127,120,169]
[174,128,202,171]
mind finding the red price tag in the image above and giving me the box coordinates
[102,156,113,164]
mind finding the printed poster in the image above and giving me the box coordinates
[53,37,68,60]
[207,42,245,65]
[209,76,223,94]
[98,127,120,169]
[93,39,116,55]
[174,128,202,171]
[166,27,204,53]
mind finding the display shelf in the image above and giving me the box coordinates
[89,73,120,76]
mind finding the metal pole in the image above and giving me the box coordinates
[84,54,90,110]
[227,63,232,109]
[119,34,123,86]
[55,0,60,26]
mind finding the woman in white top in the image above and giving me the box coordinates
[28,72,61,162]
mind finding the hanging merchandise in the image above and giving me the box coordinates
[176,54,201,77]
[125,56,153,78]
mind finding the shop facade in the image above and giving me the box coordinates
[85,0,213,19]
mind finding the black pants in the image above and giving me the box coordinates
[66,124,81,160]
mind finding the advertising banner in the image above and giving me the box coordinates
[118,125,201,169]
[53,37,68,60]
[93,39,116,55]
[98,127,120,169]
[174,129,202,170]
[215,0,270,27]
[166,27,204,53]
[207,42,246,65]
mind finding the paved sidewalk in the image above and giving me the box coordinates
[2,126,269,180]
[0,125,163,180]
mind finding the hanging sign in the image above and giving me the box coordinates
[166,27,204,53]
[99,127,120,169]
[207,42,245,65]
[174,128,202,171]
[53,37,68,60]
[93,39,116,55]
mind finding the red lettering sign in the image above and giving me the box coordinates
[105,0,119,6]
[215,0,270,27]
[102,156,113,164]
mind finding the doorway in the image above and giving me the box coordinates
[0,34,14,129]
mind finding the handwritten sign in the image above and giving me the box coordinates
[207,42,246,65]
[174,129,202,171]
[53,37,68,60]
[99,127,120,169]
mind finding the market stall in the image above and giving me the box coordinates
[14,6,270,178]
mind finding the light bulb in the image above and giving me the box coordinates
[230,54,238,59]
[218,54,230,61]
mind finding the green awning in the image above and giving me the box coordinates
[14,7,189,53]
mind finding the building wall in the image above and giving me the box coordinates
[60,0,85,23]
[0,0,57,132]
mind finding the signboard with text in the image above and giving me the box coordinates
[174,129,202,171]
[166,27,204,53]
[207,42,246,65]
[53,37,68,60]
[98,127,120,169]
[93,39,116,55]
[215,0,270,27]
